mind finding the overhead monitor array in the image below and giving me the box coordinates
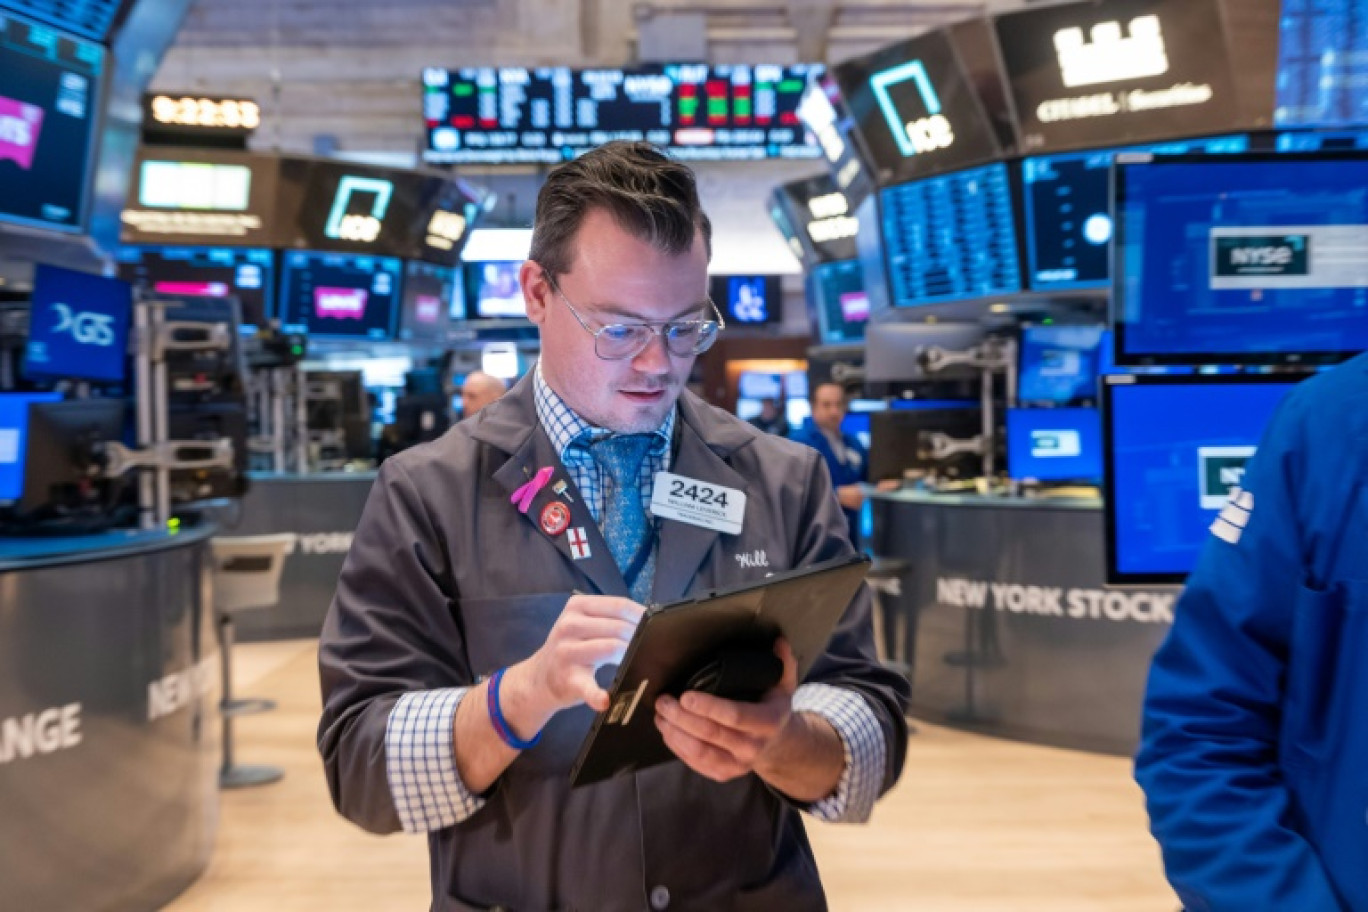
[422,64,823,164]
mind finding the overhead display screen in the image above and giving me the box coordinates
[398,260,455,344]
[1022,134,1249,291]
[809,259,869,344]
[796,76,875,211]
[880,162,1022,308]
[995,0,1241,153]
[1103,376,1300,584]
[121,148,280,247]
[278,250,402,340]
[773,172,859,265]
[116,247,275,331]
[274,158,432,260]
[1276,0,1368,128]
[1114,153,1368,365]
[422,64,822,164]
[833,29,1002,187]
[0,12,105,233]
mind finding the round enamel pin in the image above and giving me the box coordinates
[540,501,571,537]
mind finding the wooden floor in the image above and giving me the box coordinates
[166,640,1177,912]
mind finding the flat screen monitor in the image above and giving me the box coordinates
[0,13,105,233]
[809,260,869,344]
[1022,135,1249,291]
[868,405,982,481]
[398,261,455,344]
[1017,324,1106,405]
[994,0,1242,153]
[1275,0,1368,128]
[121,149,280,248]
[710,275,782,326]
[1006,407,1101,483]
[880,162,1022,308]
[24,265,132,383]
[832,29,1002,187]
[1275,130,1368,153]
[14,398,125,515]
[277,250,402,340]
[466,261,526,319]
[1113,153,1368,366]
[0,392,64,504]
[422,64,822,165]
[772,173,859,265]
[115,247,274,331]
[1102,375,1302,584]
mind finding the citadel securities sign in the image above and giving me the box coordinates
[937,576,1175,625]
[994,0,1241,152]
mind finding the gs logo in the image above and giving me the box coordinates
[51,303,117,347]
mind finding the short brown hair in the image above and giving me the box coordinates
[529,141,712,279]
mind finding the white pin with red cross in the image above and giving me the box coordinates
[567,527,592,560]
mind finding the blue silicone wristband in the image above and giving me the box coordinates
[487,668,542,751]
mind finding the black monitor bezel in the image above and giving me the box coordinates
[1100,371,1307,586]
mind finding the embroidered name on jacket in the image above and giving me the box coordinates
[735,549,770,569]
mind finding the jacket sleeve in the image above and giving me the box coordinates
[316,456,473,835]
[792,447,911,800]
[1134,395,1344,911]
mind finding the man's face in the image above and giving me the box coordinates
[523,209,711,433]
[462,381,500,417]
[811,384,847,434]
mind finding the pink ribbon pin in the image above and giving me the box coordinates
[511,466,556,514]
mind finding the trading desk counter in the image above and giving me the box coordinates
[0,525,219,912]
[869,489,1181,755]
[224,471,377,641]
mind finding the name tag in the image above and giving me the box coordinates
[649,472,746,535]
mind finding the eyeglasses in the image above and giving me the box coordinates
[543,270,724,361]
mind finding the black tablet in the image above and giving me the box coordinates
[569,554,871,788]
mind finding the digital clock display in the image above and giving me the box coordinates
[146,94,261,131]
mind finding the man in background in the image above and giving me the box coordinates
[790,381,868,547]
[459,370,506,418]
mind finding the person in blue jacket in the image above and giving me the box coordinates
[791,381,869,546]
[1135,352,1368,912]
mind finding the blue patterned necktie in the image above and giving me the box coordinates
[589,434,656,603]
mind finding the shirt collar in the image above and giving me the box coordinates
[533,363,675,458]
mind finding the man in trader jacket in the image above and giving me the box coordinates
[1136,352,1368,911]
[317,141,909,912]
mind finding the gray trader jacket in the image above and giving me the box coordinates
[317,374,910,912]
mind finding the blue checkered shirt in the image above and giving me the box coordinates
[384,366,886,832]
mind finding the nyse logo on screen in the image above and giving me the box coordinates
[1054,16,1169,88]
[325,176,393,244]
[1198,446,1256,510]
[1030,429,1082,459]
[870,61,955,158]
[0,96,44,170]
[50,304,117,347]
[1214,235,1310,278]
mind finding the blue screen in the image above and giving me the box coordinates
[714,275,780,325]
[1276,130,1368,152]
[0,392,63,503]
[1115,157,1368,364]
[1006,407,1101,483]
[116,246,275,331]
[1276,0,1368,128]
[1022,135,1248,291]
[1108,380,1299,579]
[1018,325,1106,405]
[24,264,132,383]
[810,260,868,343]
[880,162,1021,308]
[278,250,402,340]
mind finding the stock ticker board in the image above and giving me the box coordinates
[422,64,824,164]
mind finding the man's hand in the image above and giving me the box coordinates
[837,484,865,511]
[654,640,800,783]
[500,595,645,738]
